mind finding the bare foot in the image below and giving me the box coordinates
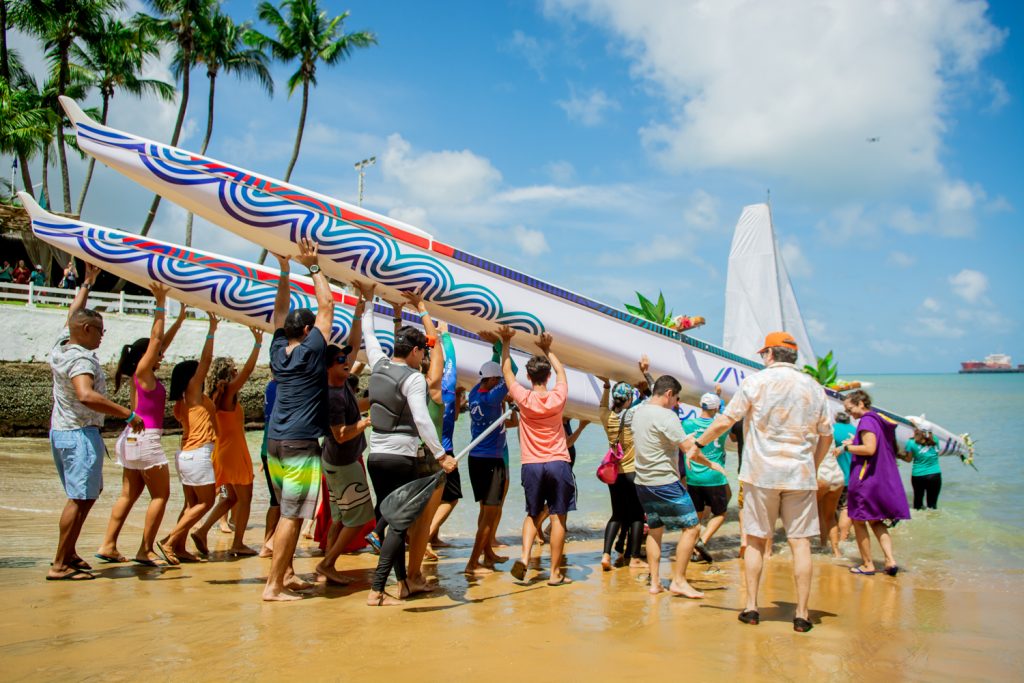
[431,538,452,548]
[601,554,612,572]
[649,581,665,595]
[315,562,353,586]
[95,547,127,564]
[484,553,509,564]
[230,546,259,557]
[366,590,404,606]
[190,532,210,557]
[286,576,315,592]
[262,587,303,602]
[629,558,649,569]
[547,573,573,586]
[176,550,205,563]
[424,545,439,562]
[219,523,232,534]
[258,545,273,558]
[491,541,508,549]
[669,580,705,599]
[404,576,438,595]
[464,564,494,577]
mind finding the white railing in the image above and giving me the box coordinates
[0,281,174,316]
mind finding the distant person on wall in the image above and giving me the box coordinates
[900,421,943,510]
[0,260,13,282]
[47,263,144,581]
[842,389,911,577]
[13,259,30,284]
[685,332,833,632]
[262,239,334,602]
[30,264,46,287]
[61,261,77,290]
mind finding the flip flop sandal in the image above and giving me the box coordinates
[738,610,760,625]
[68,557,93,571]
[884,565,900,576]
[46,568,95,581]
[131,558,159,567]
[510,560,527,581]
[94,553,127,564]
[793,617,813,633]
[849,566,876,576]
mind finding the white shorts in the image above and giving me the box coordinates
[115,428,168,471]
[741,482,819,539]
[176,443,216,486]
[817,455,845,491]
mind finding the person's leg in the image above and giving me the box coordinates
[627,521,647,567]
[469,506,502,574]
[137,465,170,561]
[263,516,304,601]
[97,469,144,560]
[646,526,664,594]
[870,521,897,570]
[742,535,767,613]
[165,485,198,555]
[230,484,255,553]
[490,475,511,549]
[428,501,456,547]
[195,485,238,548]
[261,506,280,556]
[928,474,942,509]
[50,499,95,577]
[164,484,216,559]
[367,526,408,605]
[702,513,727,546]
[547,514,570,584]
[816,482,831,545]
[789,536,813,620]
[818,489,841,553]
[852,521,876,572]
[837,500,852,544]
[602,519,622,571]
[670,524,704,598]
[911,476,925,511]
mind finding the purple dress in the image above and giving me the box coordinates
[847,411,911,522]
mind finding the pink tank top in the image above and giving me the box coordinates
[134,375,166,430]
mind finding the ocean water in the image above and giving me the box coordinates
[2,374,1020,588]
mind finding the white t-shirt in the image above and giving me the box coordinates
[723,362,832,491]
[631,403,687,487]
[49,331,107,431]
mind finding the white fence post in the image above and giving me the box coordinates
[27,281,35,307]
[119,290,125,315]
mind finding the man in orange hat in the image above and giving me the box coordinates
[685,331,833,633]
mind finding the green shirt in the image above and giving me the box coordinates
[905,439,941,477]
[682,415,728,487]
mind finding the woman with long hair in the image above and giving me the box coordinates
[95,289,185,566]
[842,390,911,576]
[901,422,943,510]
[191,328,264,556]
[598,378,646,571]
[159,314,219,564]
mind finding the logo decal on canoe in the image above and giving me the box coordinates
[713,366,746,387]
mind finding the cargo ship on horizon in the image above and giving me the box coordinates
[960,353,1024,374]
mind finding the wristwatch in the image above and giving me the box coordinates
[308,264,321,275]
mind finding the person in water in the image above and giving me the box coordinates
[830,411,857,556]
[900,421,943,510]
[162,314,220,564]
[192,327,265,557]
[47,263,143,580]
[682,392,731,564]
[262,240,333,601]
[842,390,911,577]
[96,291,186,566]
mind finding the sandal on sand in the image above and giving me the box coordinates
[884,565,900,577]
[793,617,813,633]
[46,568,95,581]
[155,543,179,566]
[94,553,127,564]
[738,610,760,625]
[547,575,573,586]
[131,557,160,567]
[365,532,382,555]
[511,560,527,581]
[190,532,210,557]
[849,566,876,576]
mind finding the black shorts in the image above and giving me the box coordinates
[521,460,576,516]
[260,454,279,508]
[442,466,463,503]
[469,457,508,507]
[687,483,730,517]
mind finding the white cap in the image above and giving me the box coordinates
[700,393,721,410]
[916,419,933,432]
[479,361,502,379]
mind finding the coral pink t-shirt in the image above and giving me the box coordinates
[507,381,569,464]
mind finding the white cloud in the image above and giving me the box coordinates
[380,134,502,206]
[682,189,718,231]
[557,85,619,126]
[780,238,812,279]
[949,268,988,303]
[806,317,828,341]
[816,204,877,241]
[504,30,551,79]
[511,225,550,256]
[908,316,965,339]
[888,251,916,268]
[545,0,1006,195]
[922,297,941,312]
[544,160,577,184]
[869,340,917,356]
[986,78,1010,113]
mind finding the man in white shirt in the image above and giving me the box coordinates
[686,332,832,632]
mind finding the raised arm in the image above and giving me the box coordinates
[354,281,384,367]
[293,238,333,340]
[386,299,405,336]
[598,377,611,418]
[498,325,517,387]
[536,332,566,386]
[271,253,291,331]
[225,327,263,401]
[346,285,371,371]
[160,302,187,355]
[66,263,100,326]
[135,283,169,390]
[638,354,655,391]
[566,421,589,448]
[425,319,446,405]
[187,314,218,404]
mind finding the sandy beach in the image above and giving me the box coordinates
[1,427,1021,682]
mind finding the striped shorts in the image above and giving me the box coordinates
[267,439,322,520]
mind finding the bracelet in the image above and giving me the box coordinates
[417,310,430,318]
[206,334,215,340]
[82,282,92,290]
[392,317,402,323]
[254,343,262,348]
[126,410,136,423]
[154,306,165,312]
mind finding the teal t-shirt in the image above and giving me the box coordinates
[833,423,856,484]
[682,415,728,487]
[905,439,942,476]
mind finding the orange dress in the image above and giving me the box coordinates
[212,401,254,486]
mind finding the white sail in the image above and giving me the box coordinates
[723,203,817,367]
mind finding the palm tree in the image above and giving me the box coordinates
[134,0,213,237]
[71,17,176,214]
[12,0,123,213]
[247,0,375,262]
[182,7,272,245]
[0,76,49,197]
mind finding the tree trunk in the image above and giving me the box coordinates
[139,55,191,238]
[259,78,310,264]
[1,0,10,82]
[18,152,33,199]
[185,72,216,247]
[75,94,109,215]
[40,144,50,208]
[56,42,72,213]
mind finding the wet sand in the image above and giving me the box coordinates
[1,438,1022,682]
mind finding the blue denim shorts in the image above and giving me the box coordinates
[636,480,699,530]
[50,427,105,500]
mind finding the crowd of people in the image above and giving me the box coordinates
[43,246,942,630]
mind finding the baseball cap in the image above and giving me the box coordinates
[479,361,502,378]
[916,419,933,433]
[758,331,798,354]
[700,392,721,410]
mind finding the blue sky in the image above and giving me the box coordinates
[7,0,1022,373]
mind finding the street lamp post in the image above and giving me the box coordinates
[353,156,376,206]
